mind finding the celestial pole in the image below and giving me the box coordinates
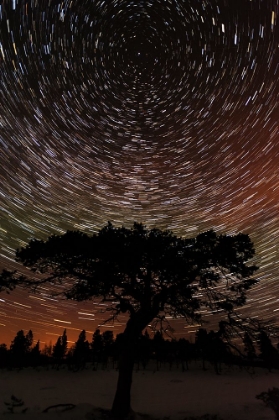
[0,0,279,345]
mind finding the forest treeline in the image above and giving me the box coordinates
[0,327,279,373]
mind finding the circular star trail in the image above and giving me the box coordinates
[0,0,279,345]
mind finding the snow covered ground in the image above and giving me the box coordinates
[0,364,278,419]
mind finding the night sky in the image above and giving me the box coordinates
[0,0,279,347]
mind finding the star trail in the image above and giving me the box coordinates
[0,0,279,345]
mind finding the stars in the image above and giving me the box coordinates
[0,0,279,343]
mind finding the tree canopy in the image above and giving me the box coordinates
[9,222,257,320]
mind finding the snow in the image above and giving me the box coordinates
[0,364,278,419]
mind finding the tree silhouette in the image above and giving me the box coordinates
[152,330,166,370]
[177,337,194,371]
[206,330,228,374]
[258,330,279,371]
[10,330,33,368]
[0,344,8,368]
[243,332,256,362]
[52,329,67,368]
[0,222,258,419]
[136,330,151,370]
[195,328,208,370]
[102,330,114,368]
[91,328,104,369]
[71,330,90,370]
[29,340,41,367]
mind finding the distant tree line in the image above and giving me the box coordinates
[0,327,278,373]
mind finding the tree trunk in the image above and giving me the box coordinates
[111,338,135,419]
[111,310,157,419]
